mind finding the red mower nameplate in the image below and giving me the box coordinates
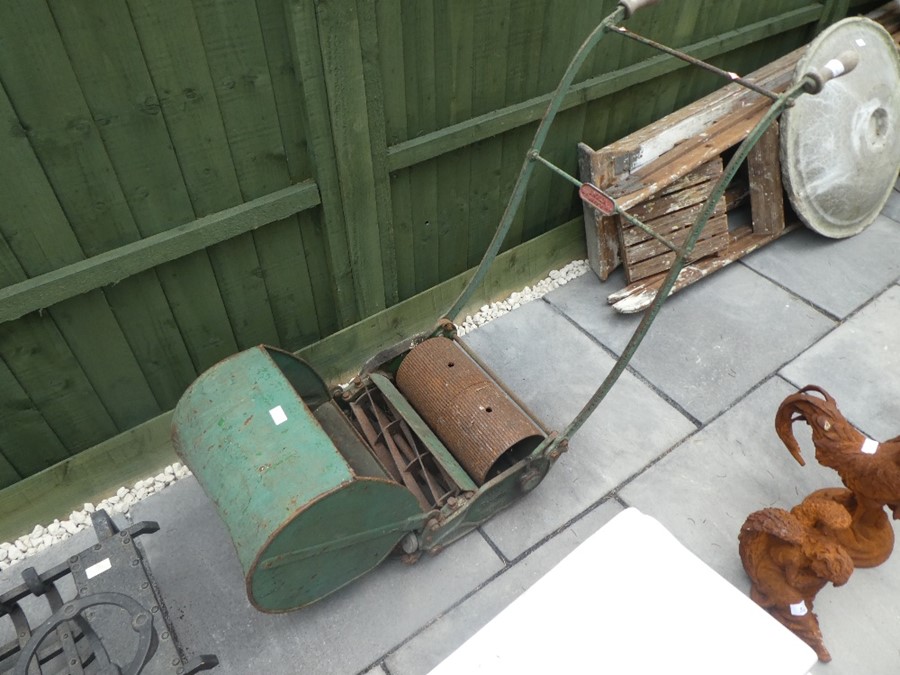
[578,183,617,216]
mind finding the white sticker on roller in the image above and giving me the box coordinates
[269,405,288,426]
[856,38,866,47]
[790,601,808,617]
[86,558,112,579]
[824,59,845,78]
[861,437,879,455]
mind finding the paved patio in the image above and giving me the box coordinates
[4,183,900,674]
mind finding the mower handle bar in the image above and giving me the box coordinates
[803,50,859,93]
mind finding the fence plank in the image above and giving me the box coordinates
[525,0,588,245]
[403,1,440,293]
[284,0,360,325]
[357,0,399,307]
[46,0,218,406]
[0,315,117,454]
[253,0,339,338]
[192,0,321,351]
[0,4,162,430]
[128,0,279,354]
[466,0,512,267]
[433,0,474,281]
[377,0,417,301]
[313,0,390,311]
[0,358,64,480]
[499,0,547,253]
[0,451,19,491]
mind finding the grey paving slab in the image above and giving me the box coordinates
[462,300,695,559]
[741,214,900,318]
[780,284,900,441]
[807,540,900,674]
[130,477,504,675]
[546,264,836,422]
[386,500,624,675]
[619,376,841,589]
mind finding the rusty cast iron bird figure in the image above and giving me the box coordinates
[776,385,900,566]
[739,495,854,662]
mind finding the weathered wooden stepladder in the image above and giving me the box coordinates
[172,0,864,613]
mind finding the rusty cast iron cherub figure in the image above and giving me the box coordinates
[739,494,854,662]
[776,384,900,567]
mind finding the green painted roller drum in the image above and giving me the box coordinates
[172,345,424,612]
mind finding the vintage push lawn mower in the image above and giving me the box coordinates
[172,0,893,612]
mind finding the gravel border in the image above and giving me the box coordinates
[0,259,590,571]
[0,463,192,571]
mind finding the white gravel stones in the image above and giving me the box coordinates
[455,259,589,337]
[0,462,192,572]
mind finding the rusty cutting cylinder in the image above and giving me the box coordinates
[395,337,545,484]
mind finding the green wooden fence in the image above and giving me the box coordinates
[0,0,876,488]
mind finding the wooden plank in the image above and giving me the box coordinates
[615,102,773,210]
[136,0,279,352]
[516,0,560,246]
[434,0,474,281]
[524,0,584,247]
[747,121,786,236]
[403,1,440,293]
[502,0,549,251]
[624,209,728,266]
[588,45,801,184]
[45,0,239,391]
[577,6,633,280]
[466,0,512,267]
[609,223,801,313]
[356,0,399,307]
[255,0,339,338]
[0,314,118,454]
[0,1,139,254]
[0,449,19,491]
[283,0,359,326]
[578,144,620,280]
[0,182,321,324]
[625,179,718,225]
[0,358,64,479]
[645,0,706,130]
[0,5,162,431]
[376,0,416,301]
[624,223,730,283]
[386,5,821,172]
[128,0,264,363]
[191,0,320,350]
[656,161,723,197]
[816,0,852,32]
[312,0,391,311]
[622,197,728,249]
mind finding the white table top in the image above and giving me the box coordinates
[430,508,816,675]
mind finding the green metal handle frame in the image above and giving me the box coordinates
[545,77,813,455]
[439,4,628,324]
[436,1,839,457]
